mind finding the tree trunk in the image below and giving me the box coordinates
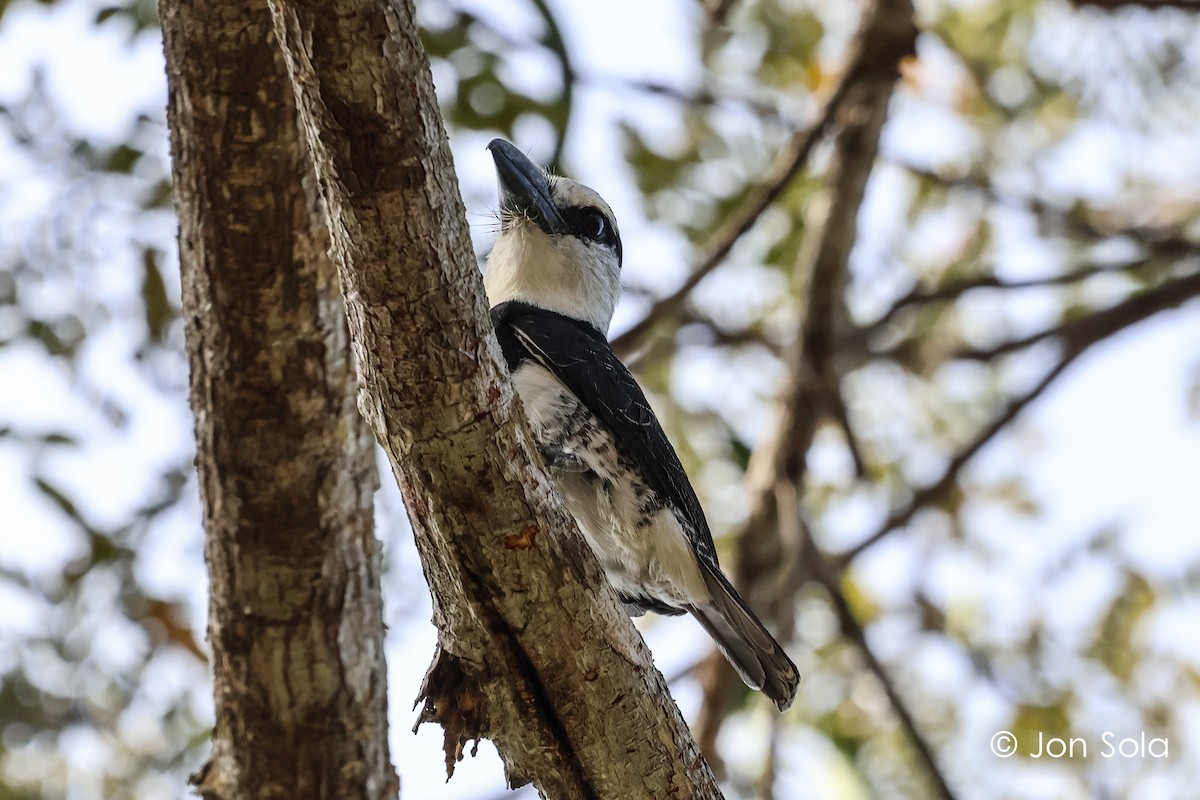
[265,0,722,797]
[160,1,397,797]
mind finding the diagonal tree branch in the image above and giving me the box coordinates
[950,268,1200,362]
[870,258,1158,332]
[610,23,889,359]
[900,163,1200,259]
[266,0,722,796]
[772,480,956,800]
[735,5,918,619]
[808,535,957,800]
[592,75,799,127]
[838,355,1075,568]
[840,268,1200,565]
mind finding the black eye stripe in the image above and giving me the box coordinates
[560,205,623,267]
[564,206,614,242]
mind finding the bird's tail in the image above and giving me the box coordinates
[690,566,799,711]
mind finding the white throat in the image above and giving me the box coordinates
[485,225,620,334]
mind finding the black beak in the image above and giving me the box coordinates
[487,139,566,236]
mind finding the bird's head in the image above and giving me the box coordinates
[484,139,623,334]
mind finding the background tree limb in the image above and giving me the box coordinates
[610,28,874,359]
[691,0,924,784]
[841,267,1200,565]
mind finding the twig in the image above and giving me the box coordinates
[527,0,574,172]
[837,353,1076,565]
[610,42,872,358]
[614,3,922,357]
[708,0,740,25]
[950,268,1200,362]
[900,163,1199,258]
[590,75,798,127]
[828,383,868,478]
[839,268,1200,565]
[663,656,705,686]
[871,259,1155,332]
[441,1,573,169]
[759,479,958,800]
[807,536,957,800]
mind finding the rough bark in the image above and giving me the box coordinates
[264,0,722,797]
[160,1,397,797]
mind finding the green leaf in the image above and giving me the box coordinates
[1012,703,1076,760]
[41,432,78,446]
[27,319,67,356]
[104,144,142,174]
[95,6,122,24]
[143,177,173,209]
[141,249,171,343]
[1090,571,1154,682]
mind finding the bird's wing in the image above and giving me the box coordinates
[491,302,720,567]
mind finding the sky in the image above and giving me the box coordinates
[1,0,1198,797]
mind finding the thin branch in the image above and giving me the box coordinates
[589,75,799,127]
[871,259,1155,332]
[950,268,1200,362]
[901,163,1200,258]
[735,68,909,611]
[442,4,798,129]
[693,0,919,773]
[828,384,868,478]
[528,0,574,172]
[808,536,956,800]
[708,0,740,25]
[441,1,574,169]
[839,269,1200,565]
[663,656,706,686]
[614,3,925,357]
[610,43,873,358]
[838,354,1075,565]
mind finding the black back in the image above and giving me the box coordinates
[490,301,720,570]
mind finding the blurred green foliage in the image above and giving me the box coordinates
[1,0,1198,798]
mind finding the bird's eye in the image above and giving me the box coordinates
[579,209,607,241]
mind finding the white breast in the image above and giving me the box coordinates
[512,362,577,431]
[511,363,708,608]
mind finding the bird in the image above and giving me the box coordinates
[484,139,799,711]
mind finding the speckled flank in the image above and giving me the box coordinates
[512,363,710,611]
